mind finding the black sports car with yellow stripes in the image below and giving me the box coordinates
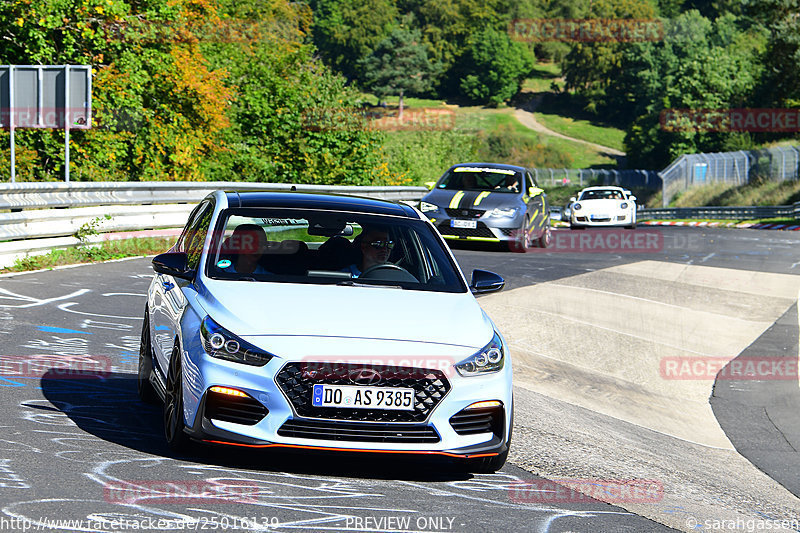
[420,163,551,252]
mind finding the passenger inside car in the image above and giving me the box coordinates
[219,224,270,275]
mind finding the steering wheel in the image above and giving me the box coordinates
[359,263,418,282]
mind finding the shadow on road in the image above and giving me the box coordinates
[38,371,472,482]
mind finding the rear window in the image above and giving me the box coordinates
[205,208,467,293]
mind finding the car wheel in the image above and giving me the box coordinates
[164,346,191,452]
[510,217,530,253]
[138,309,159,405]
[536,222,552,248]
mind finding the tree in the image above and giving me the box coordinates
[360,26,441,119]
[309,0,399,82]
[620,11,766,168]
[560,0,659,115]
[457,27,534,106]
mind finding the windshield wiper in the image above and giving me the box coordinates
[336,280,403,289]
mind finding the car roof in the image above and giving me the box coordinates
[579,186,625,191]
[448,162,527,173]
[222,191,419,218]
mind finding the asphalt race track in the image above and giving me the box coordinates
[0,226,797,532]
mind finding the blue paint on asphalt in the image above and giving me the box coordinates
[0,377,27,387]
[38,326,92,335]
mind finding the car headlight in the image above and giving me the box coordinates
[200,316,273,366]
[620,202,628,209]
[455,332,505,377]
[573,203,581,210]
[420,201,439,213]
[488,207,518,218]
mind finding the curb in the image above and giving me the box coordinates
[641,221,800,231]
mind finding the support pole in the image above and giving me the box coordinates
[64,65,70,182]
[9,65,15,182]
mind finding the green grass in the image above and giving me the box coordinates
[1,237,175,274]
[356,92,448,109]
[522,63,564,93]
[533,93,626,152]
[534,112,626,152]
[669,179,800,208]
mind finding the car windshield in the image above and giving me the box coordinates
[437,167,522,192]
[206,208,467,293]
[579,189,625,200]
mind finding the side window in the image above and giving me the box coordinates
[526,171,535,190]
[183,201,214,270]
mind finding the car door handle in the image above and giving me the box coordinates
[162,280,175,292]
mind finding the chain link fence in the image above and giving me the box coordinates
[659,145,800,207]
[531,168,661,189]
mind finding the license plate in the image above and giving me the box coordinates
[312,384,415,410]
[451,219,477,229]
[590,214,610,221]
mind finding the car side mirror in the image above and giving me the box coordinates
[629,196,637,202]
[528,186,544,197]
[569,197,577,202]
[470,269,505,295]
[424,181,437,190]
[152,252,194,281]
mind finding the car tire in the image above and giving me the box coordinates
[164,346,191,452]
[536,221,552,248]
[510,217,530,253]
[138,309,159,405]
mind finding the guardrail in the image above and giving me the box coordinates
[0,181,427,211]
[0,182,428,268]
[2,181,797,269]
[550,204,799,221]
[638,204,799,220]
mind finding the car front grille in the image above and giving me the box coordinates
[275,362,451,423]
[205,390,268,426]
[437,223,496,239]
[444,208,485,218]
[277,419,440,443]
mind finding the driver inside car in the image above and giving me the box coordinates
[348,226,394,278]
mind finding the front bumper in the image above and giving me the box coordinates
[181,349,513,457]
[425,211,526,243]
[571,211,634,227]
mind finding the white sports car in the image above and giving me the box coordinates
[569,186,637,229]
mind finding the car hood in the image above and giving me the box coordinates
[576,199,626,211]
[423,189,520,212]
[197,280,494,350]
